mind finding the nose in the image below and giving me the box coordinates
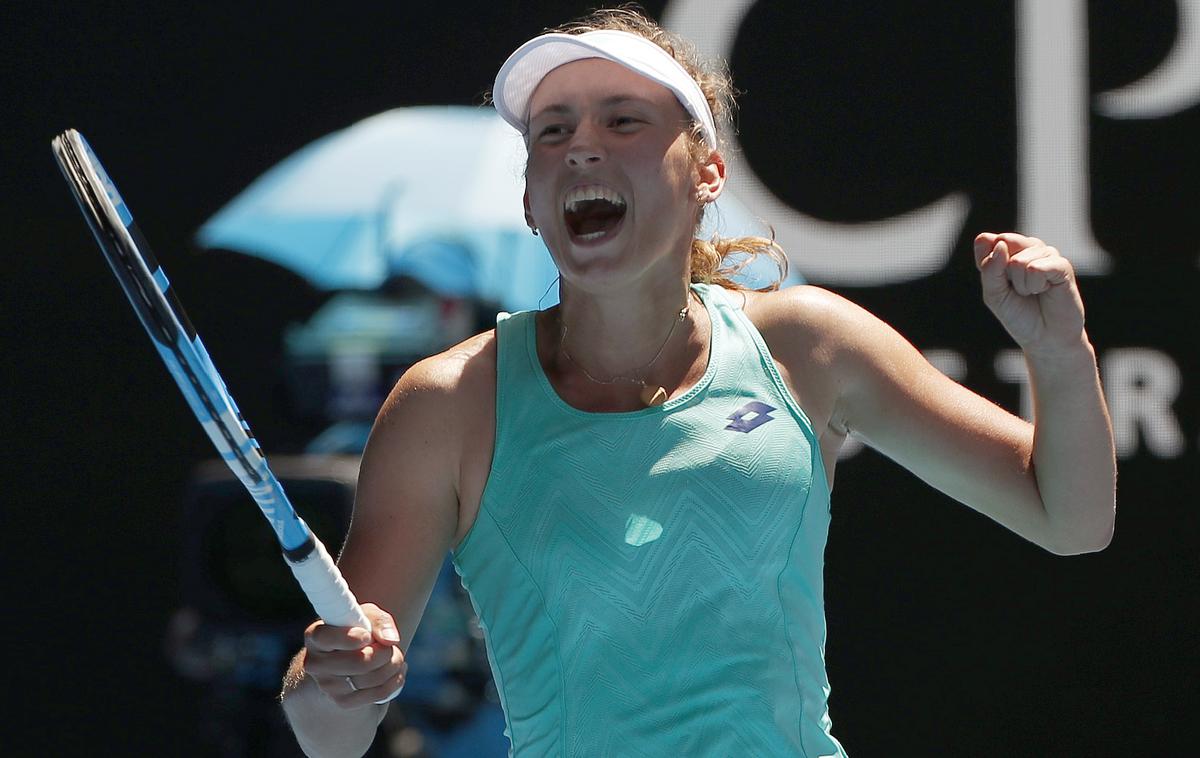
[566,149,602,167]
[565,122,604,168]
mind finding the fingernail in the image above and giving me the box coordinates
[380,626,400,643]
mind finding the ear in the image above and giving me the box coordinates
[523,188,536,229]
[695,150,726,205]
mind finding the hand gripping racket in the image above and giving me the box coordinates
[52,129,373,635]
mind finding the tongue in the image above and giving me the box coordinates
[566,199,625,236]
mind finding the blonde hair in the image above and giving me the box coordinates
[546,5,788,291]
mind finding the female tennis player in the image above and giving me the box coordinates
[281,8,1115,756]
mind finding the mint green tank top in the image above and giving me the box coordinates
[452,283,846,757]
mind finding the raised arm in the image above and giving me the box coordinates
[822,233,1115,555]
[279,352,470,756]
[973,232,1115,551]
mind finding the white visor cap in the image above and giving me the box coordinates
[492,30,718,150]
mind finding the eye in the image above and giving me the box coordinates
[610,115,642,131]
[535,123,569,142]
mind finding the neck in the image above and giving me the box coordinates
[539,277,708,409]
[560,290,690,379]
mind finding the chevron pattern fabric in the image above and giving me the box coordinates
[453,284,846,757]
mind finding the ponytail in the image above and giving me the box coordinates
[689,233,788,291]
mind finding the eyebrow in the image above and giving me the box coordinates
[529,95,655,122]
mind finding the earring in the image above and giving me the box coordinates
[530,226,539,236]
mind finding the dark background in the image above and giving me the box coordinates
[4,1,1197,755]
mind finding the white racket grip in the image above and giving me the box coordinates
[286,538,371,632]
[287,540,404,705]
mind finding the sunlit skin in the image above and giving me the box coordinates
[522,59,725,401]
[280,45,1115,758]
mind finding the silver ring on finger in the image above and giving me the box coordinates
[344,675,359,692]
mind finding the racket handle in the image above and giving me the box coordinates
[287,539,404,705]
[286,537,372,632]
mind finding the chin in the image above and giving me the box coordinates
[557,245,684,298]
[555,251,633,292]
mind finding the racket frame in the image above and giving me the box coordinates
[51,129,373,635]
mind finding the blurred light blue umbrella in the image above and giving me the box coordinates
[197,106,794,311]
[197,106,553,309]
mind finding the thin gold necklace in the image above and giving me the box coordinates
[558,295,691,407]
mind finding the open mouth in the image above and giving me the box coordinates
[563,184,627,242]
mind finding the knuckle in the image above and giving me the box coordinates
[334,693,363,710]
[361,645,383,667]
[302,621,326,646]
[374,671,406,701]
[303,647,330,668]
[315,675,345,700]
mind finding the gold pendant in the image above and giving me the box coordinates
[640,385,669,407]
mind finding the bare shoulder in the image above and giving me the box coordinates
[738,284,896,383]
[730,286,856,444]
[741,284,882,348]
[736,285,923,443]
[377,329,497,424]
[744,284,929,369]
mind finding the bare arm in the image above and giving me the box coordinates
[280,353,468,756]
[972,231,1115,552]
[807,233,1114,555]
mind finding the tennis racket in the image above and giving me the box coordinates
[52,128,372,634]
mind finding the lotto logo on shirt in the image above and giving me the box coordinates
[726,401,777,433]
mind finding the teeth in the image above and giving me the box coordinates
[563,184,627,214]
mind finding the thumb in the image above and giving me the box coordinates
[362,603,402,645]
[978,239,1010,300]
